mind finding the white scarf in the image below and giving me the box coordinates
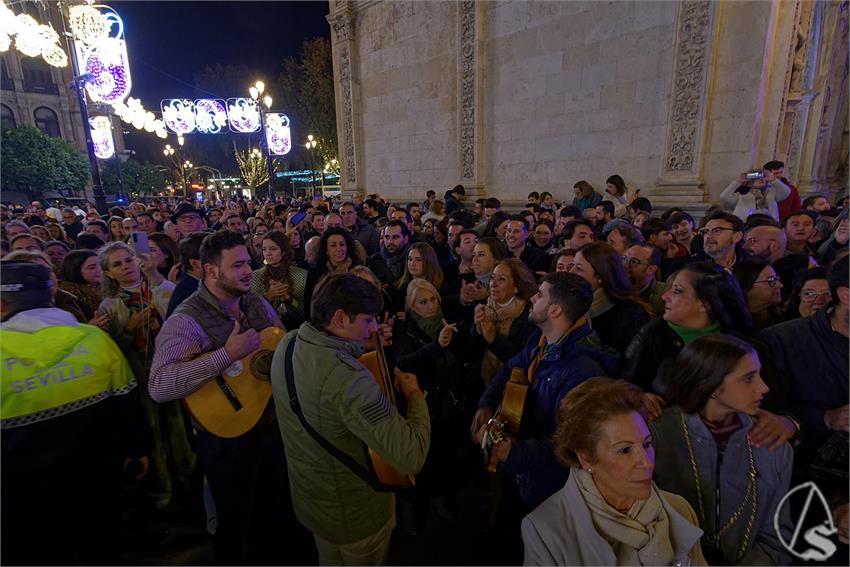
[574,468,675,566]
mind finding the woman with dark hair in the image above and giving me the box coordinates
[650,335,792,565]
[148,232,180,280]
[732,258,784,330]
[107,215,125,241]
[271,217,286,232]
[481,211,511,241]
[473,258,538,384]
[304,227,361,322]
[394,242,444,310]
[523,378,706,566]
[288,221,306,266]
[623,263,753,397]
[784,267,830,320]
[58,249,103,319]
[568,242,651,353]
[251,229,308,328]
[471,236,510,288]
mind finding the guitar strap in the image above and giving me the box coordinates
[283,338,396,493]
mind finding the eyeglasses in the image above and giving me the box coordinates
[699,227,736,237]
[753,275,781,288]
[621,256,651,267]
[800,289,831,302]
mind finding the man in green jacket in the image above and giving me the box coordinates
[271,273,430,565]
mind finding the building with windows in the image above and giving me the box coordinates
[0,1,125,160]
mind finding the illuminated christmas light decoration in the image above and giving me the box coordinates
[0,5,67,67]
[68,3,109,45]
[265,113,292,156]
[194,99,228,134]
[74,7,131,103]
[226,97,260,133]
[161,99,196,134]
[113,97,168,139]
[89,116,115,159]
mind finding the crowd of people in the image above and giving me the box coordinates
[1,160,848,566]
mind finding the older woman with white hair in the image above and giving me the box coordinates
[523,377,707,566]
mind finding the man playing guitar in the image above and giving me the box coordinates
[471,273,620,510]
[271,273,431,566]
[149,231,306,565]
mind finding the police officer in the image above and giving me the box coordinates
[1,261,151,565]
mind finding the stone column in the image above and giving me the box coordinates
[796,1,849,199]
[327,2,362,196]
[654,0,717,210]
[457,0,485,198]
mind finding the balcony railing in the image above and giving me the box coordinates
[22,81,59,95]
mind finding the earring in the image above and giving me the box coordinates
[710,393,717,399]
[587,468,593,474]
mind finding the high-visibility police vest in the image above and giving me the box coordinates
[1,323,136,429]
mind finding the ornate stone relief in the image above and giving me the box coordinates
[338,44,356,184]
[328,8,356,184]
[663,1,715,174]
[459,0,476,181]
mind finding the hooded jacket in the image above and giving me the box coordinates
[479,322,621,507]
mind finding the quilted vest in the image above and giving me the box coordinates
[173,282,275,350]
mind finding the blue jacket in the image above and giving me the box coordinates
[479,322,620,507]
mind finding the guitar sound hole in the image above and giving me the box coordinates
[252,350,273,381]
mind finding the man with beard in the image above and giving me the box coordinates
[470,273,620,511]
[696,210,744,269]
[623,242,664,315]
[149,231,310,565]
[367,220,411,287]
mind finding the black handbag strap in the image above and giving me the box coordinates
[284,338,394,493]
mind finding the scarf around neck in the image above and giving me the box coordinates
[574,468,675,566]
[589,288,615,318]
[409,309,444,340]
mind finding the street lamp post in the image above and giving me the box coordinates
[249,80,275,201]
[305,134,317,198]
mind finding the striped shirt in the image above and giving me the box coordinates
[148,300,279,403]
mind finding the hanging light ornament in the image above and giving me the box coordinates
[89,116,115,159]
[68,3,109,45]
[0,3,68,67]
[74,6,131,104]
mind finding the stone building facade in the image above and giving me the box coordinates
[326,0,848,212]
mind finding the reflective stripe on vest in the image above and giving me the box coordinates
[1,324,136,429]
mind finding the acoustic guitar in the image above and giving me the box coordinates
[183,326,285,438]
[481,367,529,472]
[359,333,415,487]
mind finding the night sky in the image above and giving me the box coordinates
[110,1,331,163]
